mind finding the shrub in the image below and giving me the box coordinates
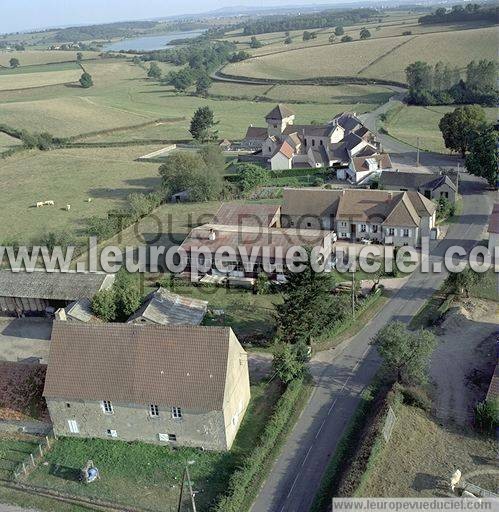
[400,386,432,411]
[313,177,324,187]
[92,289,117,321]
[341,35,353,43]
[474,399,498,433]
[254,272,271,295]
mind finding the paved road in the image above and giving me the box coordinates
[251,171,496,512]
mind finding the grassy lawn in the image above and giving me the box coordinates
[468,268,498,302]
[359,403,497,497]
[0,50,99,67]
[25,381,282,512]
[0,434,40,480]
[0,145,162,241]
[384,104,497,153]
[0,69,82,91]
[0,132,21,154]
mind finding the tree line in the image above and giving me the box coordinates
[406,59,497,106]
[418,4,498,25]
[241,8,377,35]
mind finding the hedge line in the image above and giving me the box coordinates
[310,379,395,512]
[212,377,310,512]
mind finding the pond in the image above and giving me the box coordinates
[102,29,205,52]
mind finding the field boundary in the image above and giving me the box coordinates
[214,69,407,88]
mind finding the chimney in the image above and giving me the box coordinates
[208,229,216,241]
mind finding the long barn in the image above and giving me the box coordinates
[0,270,114,316]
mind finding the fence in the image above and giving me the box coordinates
[12,432,56,480]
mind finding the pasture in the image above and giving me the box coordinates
[383,105,497,153]
[0,50,100,67]
[222,25,498,83]
[0,145,162,241]
[0,69,81,91]
[0,132,21,154]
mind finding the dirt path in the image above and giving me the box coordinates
[430,299,498,426]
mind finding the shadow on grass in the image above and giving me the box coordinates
[49,464,81,482]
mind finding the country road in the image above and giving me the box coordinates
[251,176,496,510]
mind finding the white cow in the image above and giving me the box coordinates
[44,200,55,206]
[66,204,71,211]
[36,202,44,208]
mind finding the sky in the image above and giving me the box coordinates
[1,0,357,34]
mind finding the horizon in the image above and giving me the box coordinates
[1,0,367,35]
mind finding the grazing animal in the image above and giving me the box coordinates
[450,470,461,491]
[44,200,55,206]
[66,204,71,211]
[36,202,44,208]
[87,198,92,202]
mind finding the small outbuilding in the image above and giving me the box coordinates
[128,288,208,326]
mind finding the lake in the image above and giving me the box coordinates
[102,29,205,52]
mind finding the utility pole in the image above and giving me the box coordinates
[456,162,460,194]
[416,137,420,167]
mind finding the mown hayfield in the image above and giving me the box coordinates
[209,81,272,99]
[265,83,393,105]
[384,104,497,153]
[0,50,99,67]
[0,145,162,241]
[223,25,498,82]
[0,69,81,91]
[223,36,407,80]
[360,26,498,82]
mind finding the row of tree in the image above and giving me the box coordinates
[406,59,497,106]
[418,4,498,25]
[241,8,377,35]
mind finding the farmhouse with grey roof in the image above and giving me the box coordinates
[44,322,250,450]
[379,170,458,203]
[242,104,389,173]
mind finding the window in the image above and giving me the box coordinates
[388,228,395,236]
[268,146,272,152]
[158,433,177,442]
[67,420,79,434]
[312,139,316,146]
[340,232,348,238]
[360,224,367,233]
[440,191,449,198]
[106,429,117,438]
[101,400,113,414]
[403,228,410,237]
[149,404,159,417]
[66,403,71,408]
[306,222,312,227]
[372,225,378,233]
[319,140,323,146]
[171,407,182,419]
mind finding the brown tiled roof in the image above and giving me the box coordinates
[406,191,437,216]
[383,193,420,227]
[213,203,281,227]
[265,104,294,120]
[282,188,342,218]
[336,190,396,223]
[44,322,235,410]
[277,140,295,159]
[488,203,499,234]
[351,153,392,173]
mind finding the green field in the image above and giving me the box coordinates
[0,434,40,480]
[26,381,281,512]
[0,145,162,241]
[384,104,497,153]
[223,25,497,83]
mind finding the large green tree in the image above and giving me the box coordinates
[465,125,498,187]
[439,105,486,156]
[235,163,269,193]
[276,259,348,344]
[405,61,432,91]
[159,152,206,196]
[9,58,20,68]
[79,71,93,88]
[360,27,371,39]
[189,106,218,142]
[372,322,437,384]
[195,74,211,96]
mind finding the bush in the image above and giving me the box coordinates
[474,399,498,433]
[400,386,432,411]
[254,272,271,295]
[91,289,117,321]
[313,177,324,187]
[341,35,353,43]
[234,162,270,194]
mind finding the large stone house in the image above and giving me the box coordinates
[44,322,250,451]
[379,170,458,203]
[282,188,437,246]
[242,105,390,173]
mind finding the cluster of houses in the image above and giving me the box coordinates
[243,105,393,183]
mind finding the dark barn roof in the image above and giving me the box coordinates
[0,270,114,301]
